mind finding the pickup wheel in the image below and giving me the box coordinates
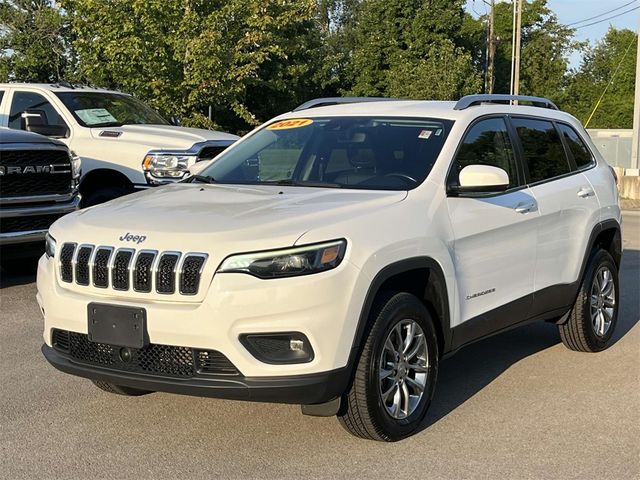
[80,185,130,208]
[338,292,439,441]
[559,249,619,352]
[91,380,152,396]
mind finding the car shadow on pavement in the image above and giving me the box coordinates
[422,248,640,432]
[0,268,37,289]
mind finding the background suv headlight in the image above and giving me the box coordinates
[142,153,197,183]
[45,233,56,259]
[218,240,346,279]
[69,150,81,179]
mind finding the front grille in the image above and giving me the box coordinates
[0,213,66,234]
[0,149,72,197]
[74,245,93,286]
[92,248,112,288]
[60,243,76,282]
[180,255,206,295]
[156,253,179,294]
[196,350,239,375]
[112,250,133,290]
[52,330,240,377]
[57,243,207,296]
[133,251,156,292]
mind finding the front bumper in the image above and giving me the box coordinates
[0,195,80,246]
[42,344,349,404]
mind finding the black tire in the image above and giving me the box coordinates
[91,380,152,396]
[338,292,439,441]
[80,185,130,208]
[559,249,619,352]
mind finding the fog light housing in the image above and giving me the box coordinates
[240,332,314,364]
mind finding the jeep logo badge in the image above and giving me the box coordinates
[119,232,147,244]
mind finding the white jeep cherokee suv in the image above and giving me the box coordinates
[0,83,239,207]
[38,95,622,441]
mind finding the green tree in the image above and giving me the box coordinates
[62,0,322,132]
[346,0,481,99]
[564,27,637,129]
[0,0,70,82]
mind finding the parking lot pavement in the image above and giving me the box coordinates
[0,213,638,480]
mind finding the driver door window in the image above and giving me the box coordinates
[9,91,67,130]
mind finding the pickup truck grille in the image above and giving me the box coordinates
[58,243,207,296]
[0,213,66,233]
[0,149,72,197]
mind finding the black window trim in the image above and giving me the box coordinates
[8,90,70,136]
[445,114,527,198]
[555,121,597,173]
[506,113,596,188]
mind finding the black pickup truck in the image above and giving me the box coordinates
[0,128,80,271]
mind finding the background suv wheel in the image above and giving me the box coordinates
[559,249,619,352]
[338,292,439,441]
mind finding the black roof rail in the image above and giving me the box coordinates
[293,97,398,112]
[454,94,559,111]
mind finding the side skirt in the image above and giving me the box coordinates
[449,282,578,353]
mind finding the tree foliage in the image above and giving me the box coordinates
[0,0,637,131]
[0,0,70,82]
[564,28,637,129]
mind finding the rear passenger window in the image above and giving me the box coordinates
[451,117,518,189]
[558,124,594,169]
[511,118,570,183]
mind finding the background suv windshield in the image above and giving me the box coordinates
[200,116,452,190]
[55,92,169,127]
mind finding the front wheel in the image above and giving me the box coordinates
[338,292,439,441]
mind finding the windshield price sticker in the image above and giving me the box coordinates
[76,108,118,125]
[267,119,313,130]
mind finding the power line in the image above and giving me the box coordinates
[584,34,638,127]
[568,0,637,26]
[575,6,640,30]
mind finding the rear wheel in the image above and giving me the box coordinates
[338,292,439,441]
[559,249,619,352]
[91,380,151,396]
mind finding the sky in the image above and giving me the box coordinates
[465,0,638,68]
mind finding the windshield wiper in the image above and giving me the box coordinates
[89,121,123,128]
[271,179,343,188]
[185,174,217,184]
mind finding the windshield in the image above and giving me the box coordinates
[199,116,453,190]
[55,92,169,127]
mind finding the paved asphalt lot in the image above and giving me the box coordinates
[1,213,638,479]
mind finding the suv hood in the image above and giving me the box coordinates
[52,183,407,252]
[90,124,239,150]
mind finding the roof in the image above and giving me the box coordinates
[0,83,125,95]
[276,96,579,125]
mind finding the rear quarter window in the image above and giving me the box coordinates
[558,123,594,169]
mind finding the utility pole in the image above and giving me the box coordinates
[513,0,523,97]
[630,15,640,176]
[510,0,517,95]
[486,0,496,94]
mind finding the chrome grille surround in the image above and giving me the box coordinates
[58,243,208,296]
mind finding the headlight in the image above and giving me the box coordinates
[69,150,82,179]
[218,239,347,279]
[45,233,57,259]
[142,153,197,181]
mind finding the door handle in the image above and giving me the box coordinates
[514,202,536,214]
[577,187,594,198]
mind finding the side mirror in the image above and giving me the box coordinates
[452,164,510,194]
[169,115,181,126]
[22,110,69,138]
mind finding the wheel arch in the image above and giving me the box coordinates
[79,168,134,197]
[347,257,453,373]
